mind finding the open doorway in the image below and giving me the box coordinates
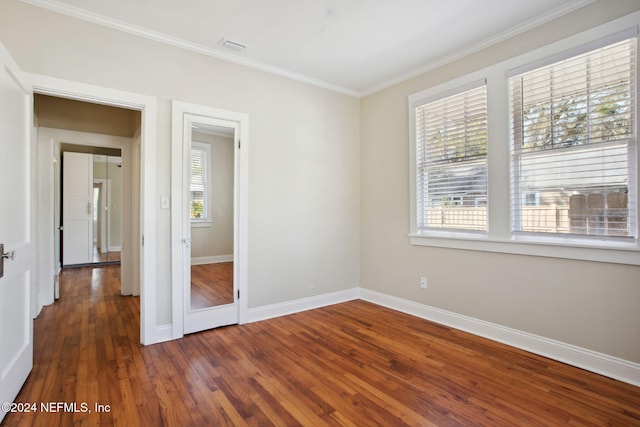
[31,74,158,345]
[60,146,124,267]
[34,93,140,302]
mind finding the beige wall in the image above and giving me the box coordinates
[0,0,360,324]
[360,0,640,363]
[190,132,234,259]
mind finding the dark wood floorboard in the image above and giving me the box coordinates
[3,265,640,426]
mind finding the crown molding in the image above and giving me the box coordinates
[21,0,596,99]
[20,0,361,98]
[360,0,596,97]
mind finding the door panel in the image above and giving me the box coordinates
[0,42,33,423]
[62,152,93,266]
[182,115,239,334]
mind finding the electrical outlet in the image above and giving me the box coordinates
[309,285,316,296]
[420,277,428,289]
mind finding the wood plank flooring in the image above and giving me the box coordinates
[3,265,640,426]
[92,245,120,263]
[190,262,234,309]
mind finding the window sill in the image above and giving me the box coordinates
[409,232,640,265]
[191,221,212,228]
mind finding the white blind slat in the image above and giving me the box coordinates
[190,144,208,220]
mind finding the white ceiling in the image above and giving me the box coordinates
[23,0,594,96]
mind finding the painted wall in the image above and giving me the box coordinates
[360,0,640,363]
[0,0,360,324]
[190,131,234,260]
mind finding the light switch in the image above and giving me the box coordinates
[161,196,170,209]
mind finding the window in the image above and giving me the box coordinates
[414,81,488,232]
[409,16,640,264]
[510,37,637,239]
[190,142,211,222]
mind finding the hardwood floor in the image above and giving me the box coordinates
[3,265,640,426]
[92,245,120,263]
[190,262,233,309]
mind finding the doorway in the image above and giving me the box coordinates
[36,94,138,292]
[61,148,124,267]
[31,75,158,345]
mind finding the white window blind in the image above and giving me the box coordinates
[510,37,637,238]
[190,143,209,221]
[415,81,488,232]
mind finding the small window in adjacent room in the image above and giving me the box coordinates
[413,80,489,233]
[509,36,637,239]
[190,142,211,223]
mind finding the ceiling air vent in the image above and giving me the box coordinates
[220,39,247,52]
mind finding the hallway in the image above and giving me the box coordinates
[3,266,142,425]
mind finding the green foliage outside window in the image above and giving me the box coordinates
[191,199,203,219]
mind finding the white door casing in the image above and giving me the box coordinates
[62,151,93,266]
[171,101,249,338]
[29,73,158,345]
[0,42,33,423]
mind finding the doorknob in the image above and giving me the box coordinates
[2,249,16,260]
[0,243,16,279]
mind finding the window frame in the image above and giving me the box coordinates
[408,14,640,266]
[509,35,637,240]
[190,141,212,226]
[413,79,489,234]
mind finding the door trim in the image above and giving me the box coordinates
[28,73,159,345]
[171,101,249,339]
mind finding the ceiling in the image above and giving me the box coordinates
[23,0,594,96]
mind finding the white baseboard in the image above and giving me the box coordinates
[153,324,174,344]
[246,288,360,324]
[163,284,639,386]
[108,245,122,252]
[191,254,233,265]
[360,288,640,387]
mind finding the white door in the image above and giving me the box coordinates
[0,42,33,423]
[62,152,94,266]
[182,114,239,334]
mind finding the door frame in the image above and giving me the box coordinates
[171,101,249,338]
[93,179,110,254]
[29,73,159,345]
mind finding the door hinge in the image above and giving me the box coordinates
[238,140,241,149]
[237,289,240,299]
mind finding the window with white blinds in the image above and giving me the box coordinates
[190,142,210,221]
[510,37,637,238]
[414,81,488,232]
